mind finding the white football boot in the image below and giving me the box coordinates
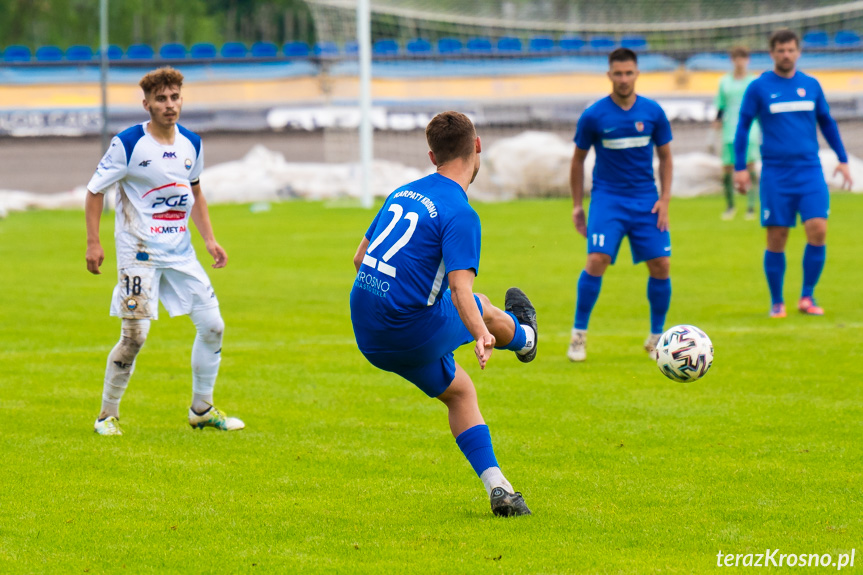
[567,329,587,362]
[644,333,662,357]
[94,416,123,436]
[188,405,245,431]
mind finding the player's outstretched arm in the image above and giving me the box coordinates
[190,183,227,268]
[570,147,590,237]
[653,143,672,231]
[449,269,495,370]
[85,191,105,275]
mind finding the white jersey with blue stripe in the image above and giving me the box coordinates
[87,121,204,268]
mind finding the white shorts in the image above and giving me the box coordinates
[110,260,219,320]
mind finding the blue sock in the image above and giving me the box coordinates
[801,244,826,298]
[455,424,499,477]
[496,311,526,351]
[647,277,671,334]
[764,250,786,305]
[574,270,603,330]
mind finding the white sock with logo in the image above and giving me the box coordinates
[517,326,536,356]
[190,307,224,413]
[100,319,150,419]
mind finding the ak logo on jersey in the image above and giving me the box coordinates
[635,121,645,132]
[138,160,152,167]
[163,151,177,159]
[184,158,193,170]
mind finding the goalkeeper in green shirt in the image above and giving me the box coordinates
[713,46,760,220]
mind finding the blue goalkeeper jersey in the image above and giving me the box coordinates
[574,95,673,198]
[735,70,847,171]
[350,173,481,353]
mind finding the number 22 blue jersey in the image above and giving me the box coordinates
[350,173,481,354]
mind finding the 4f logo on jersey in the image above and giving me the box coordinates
[138,160,152,167]
[151,194,188,208]
[162,151,177,159]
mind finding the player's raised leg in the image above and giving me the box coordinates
[765,226,789,317]
[645,256,671,353]
[187,306,244,430]
[438,364,531,517]
[569,253,610,362]
[799,217,827,315]
[94,319,150,435]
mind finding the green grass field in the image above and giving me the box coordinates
[0,195,861,573]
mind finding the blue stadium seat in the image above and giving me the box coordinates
[159,43,186,59]
[3,45,32,62]
[65,45,94,62]
[313,41,339,57]
[559,35,586,52]
[589,36,616,51]
[251,41,278,58]
[283,41,310,58]
[466,37,493,54]
[834,30,861,48]
[344,41,359,56]
[190,42,217,59]
[803,31,829,49]
[406,38,432,55]
[437,38,462,55]
[497,36,523,53]
[621,35,648,50]
[126,43,154,60]
[221,42,247,58]
[373,39,399,56]
[528,36,555,53]
[35,46,64,62]
[96,44,124,60]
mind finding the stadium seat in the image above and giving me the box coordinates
[159,43,186,59]
[466,37,493,54]
[190,42,217,59]
[3,45,32,62]
[283,41,310,58]
[802,31,829,49]
[251,41,278,58]
[35,46,64,62]
[528,36,555,53]
[343,40,359,56]
[834,30,862,48]
[589,36,616,51]
[373,39,399,56]
[437,37,462,55]
[406,38,432,55]
[126,43,155,60]
[221,42,247,58]
[621,35,648,50]
[65,45,94,62]
[313,41,339,57]
[559,35,586,52]
[497,36,523,53]
[96,44,124,60]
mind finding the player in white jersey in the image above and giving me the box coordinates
[85,67,243,435]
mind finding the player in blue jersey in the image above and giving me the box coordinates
[567,48,673,362]
[350,112,537,517]
[734,29,852,318]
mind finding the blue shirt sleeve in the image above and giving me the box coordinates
[652,106,673,147]
[815,83,849,163]
[441,206,481,276]
[364,205,382,240]
[734,82,759,171]
[574,110,594,150]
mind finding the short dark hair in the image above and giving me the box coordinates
[729,46,750,59]
[770,29,799,50]
[425,111,476,166]
[608,47,638,66]
[139,66,184,96]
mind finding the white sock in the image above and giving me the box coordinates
[100,319,150,418]
[571,328,587,339]
[190,307,224,411]
[516,325,536,356]
[480,466,514,496]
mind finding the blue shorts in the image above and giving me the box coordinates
[760,164,829,228]
[587,192,671,264]
[359,290,482,398]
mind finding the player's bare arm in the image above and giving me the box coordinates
[85,191,105,275]
[190,183,227,268]
[353,236,371,272]
[653,143,672,231]
[570,147,590,237]
[449,269,495,370]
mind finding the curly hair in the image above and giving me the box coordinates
[139,67,184,96]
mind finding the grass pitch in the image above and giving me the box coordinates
[0,195,860,573]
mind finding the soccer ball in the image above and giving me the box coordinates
[654,325,713,382]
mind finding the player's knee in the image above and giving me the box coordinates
[585,253,610,275]
[119,319,150,355]
[192,308,224,344]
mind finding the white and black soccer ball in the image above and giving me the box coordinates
[654,325,713,382]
